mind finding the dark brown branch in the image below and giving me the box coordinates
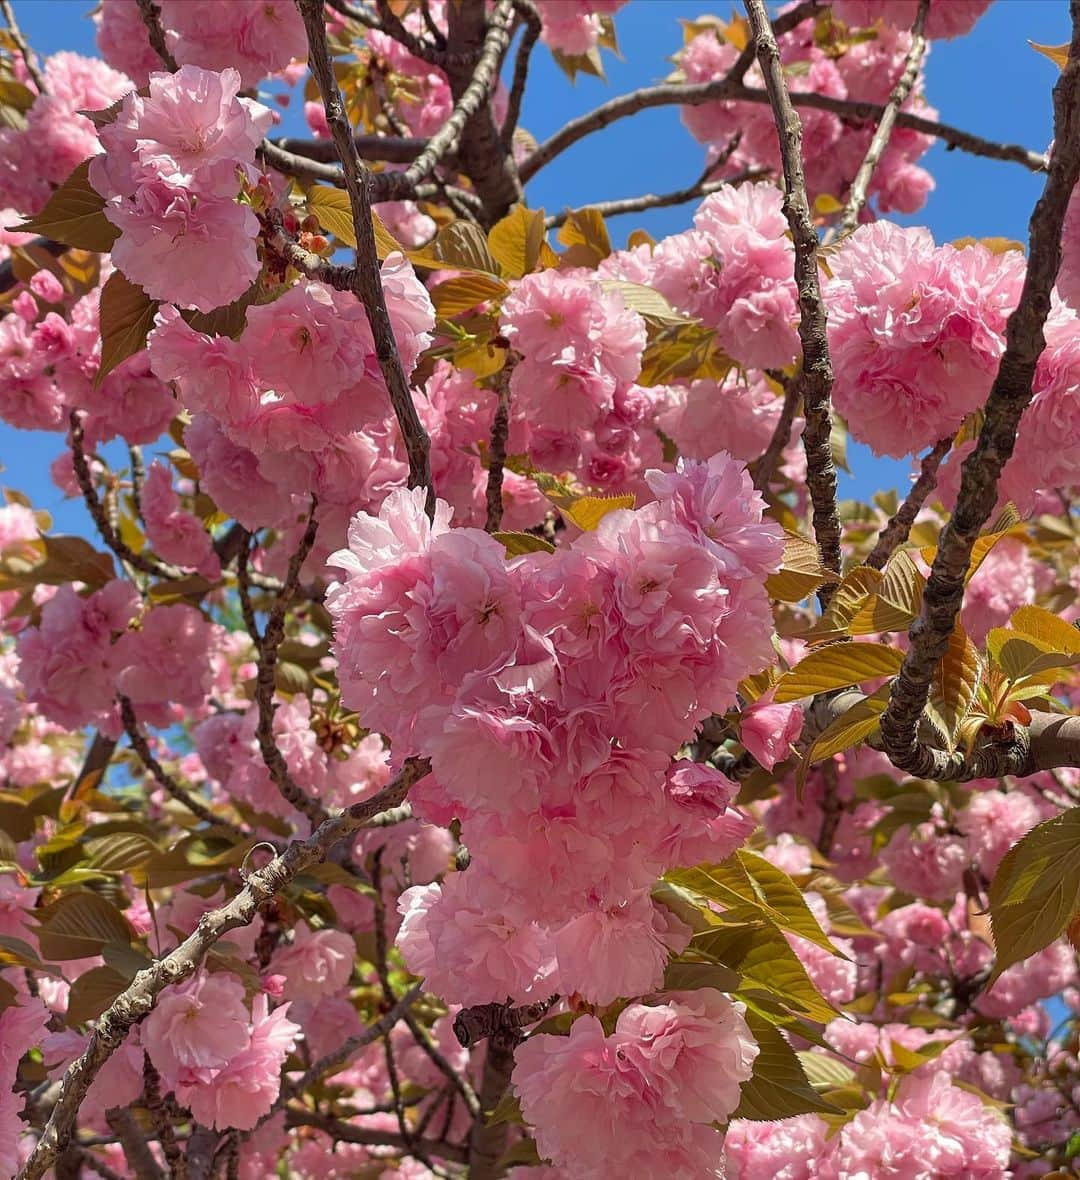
[0,0,45,93]
[751,373,801,491]
[466,1028,516,1180]
[284,1109,468,1164]
[501,0,542,149]
[134,0,178,71]
[142,1057,183,1180]
[865,435,951,570]
[745,0,842,601]
[376,0,444,64]
[484,371,511,532]
[16,757,432,1180]
[298,0,435,514]
[256,140,347,187]
[452,997,556,1048]
[519,81,1047,187]
[837,0,928,234]
[69,410,184,582]
[69,731,117,796]
[267,134,428,166]
[879,6,1080,781]
[120,698,249,840]
[105,1109,162,1180]
[253,500,327,826]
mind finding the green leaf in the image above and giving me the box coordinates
[66,965,129,1026]
[94,270,160,387]
[988,807,1080,978]
[409,220,501,276]
[797,1049,857,1091]
[487,204,547,279]
[773,643,904,703]
[662,957,742,994]
[486,1090,524,1127]
[0,77,36,113]
[181,280,259,340]
[734,1013,842,1119]
[17,159,119,251]
[34,891,134,961]
[306,184,358,247]
[736,851,843,956]
[84,832,159,876]
[492,531,555,556]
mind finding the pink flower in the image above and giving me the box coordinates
[113,603,219,714]
[740,692,804,770]
[142,462,221,578]
[0,997,50,1174]
[724,1114,832,1179]
[142,970,251,1082]
[830,0,993,40]
[181,995,301,1130]
[270,921,355,1003]
[615,989,758,1123]
[880,820,970,901]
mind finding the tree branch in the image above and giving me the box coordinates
[865,435,951,570]
[501,0,541,150]
[297,0,435,515]
[836,0,929,235]
[265,133,428,166]
[484,370,510,532]
[744,0,842,600]
[751,372,800,492]
[104,1108,162,1180]
[879,7,1080,779]
[0,0,46,93]
[284,1109,468,1164]
[120,697,250,840]
[16,758,432,1180]
[134,0,178,71]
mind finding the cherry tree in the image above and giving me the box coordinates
[0,0,1079,1176]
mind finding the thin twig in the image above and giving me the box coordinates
[134,0,178,71]
[16,758,432,1180]
[298,0,436,514]
[253,500,327,826]
[745,0,842,602]
[751,374,801,491]
[104,1109,163,1180]
[0,0,45,92]
[865,435,951,570]
[284,1109,468,1164]
[519,81,1047,186]
[120,697,250,840]
[267,133,428,166]
[69,410,183,582]
[879,7,1080,782]
[484,371,511,532]
[143,1056,184,1180]
[501,0,541,150]
[837,0,929,234]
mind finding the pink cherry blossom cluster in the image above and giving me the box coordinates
[829,0,994,40]
[89,65,273,312]
[95,0,306,89]
[0,53,131,216]
[826,222,1026,457]
[676,13,938,216]
[532,0,628,56]
[514,990,758,1178]
[326,456,784,1007]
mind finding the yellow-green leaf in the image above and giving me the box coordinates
[1030,40,1070,69]
[409,220,500,276]
[487,204,546,279]
[599,279,681,324]
[550,492,634,531]
[17,159,119,252]
[734,1013,842,1119]
[306,184,358,247]
[773,643,903,703]
[802,566,883,637]
[1011,605,1080,654]
[431,273,510,318]
[737,851,843,956]
[798,685,891,791]
[94,270,159,387]
[556,207,611,267]
[84,832,159,876]
[492,531,555,556]
[988,807,1080,978]
[925,624,981,752]
[766,531,833,603]
[663,957,742,994]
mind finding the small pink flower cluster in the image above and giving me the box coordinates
[17,584,220,731]
[829,0,993,40]
[599,183,800,371]
[677,15,938,217]
[513,990,758,1178]
[0,53,131,216]
[726,1070,1011,1178]
[826,223,1025,457]
[90,65,273,311]
[95,0,306,88]
[0,995,50,1175]
[141,970,300,1130]
[326,454,783,1006]
[533,0,628,56]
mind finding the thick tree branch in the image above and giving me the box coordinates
[297,0,435,514]
[745,0,842,600]
[16,757,432,1180]
[837,0,929,234]
[865,435,951,570]
[266,133,428,166]
[466,1029,516,1180]
[879,8,1080,779]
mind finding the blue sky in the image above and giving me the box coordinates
[1,0,1069,531]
